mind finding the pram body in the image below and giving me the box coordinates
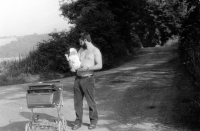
[25,80,67,131]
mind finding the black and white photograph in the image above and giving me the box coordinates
[0,0,199,131]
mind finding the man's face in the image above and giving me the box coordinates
[79,39,87,49]
[79,39,84,45]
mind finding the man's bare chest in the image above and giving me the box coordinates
[80,50,94,61]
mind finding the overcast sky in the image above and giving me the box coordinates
[0,0,69,37]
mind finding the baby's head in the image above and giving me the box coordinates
[69,48,78,56]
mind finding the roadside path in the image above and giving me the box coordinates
[0,46,184,131]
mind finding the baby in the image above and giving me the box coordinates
[65,48,81,72]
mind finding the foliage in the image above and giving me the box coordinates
[18,31,75,74]
[147,0,188,46]
[0,60,40,86]
[179,0,200,86]
[60,0,161,67]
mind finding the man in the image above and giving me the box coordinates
[69,32,102,130]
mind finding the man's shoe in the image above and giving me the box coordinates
[72,125,81,130]
[88,124,96,130]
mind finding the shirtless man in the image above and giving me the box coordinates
[71,32,102,130]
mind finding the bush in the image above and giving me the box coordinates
[0,73,40,86]
[179,1,200,87]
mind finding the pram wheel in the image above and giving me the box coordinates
[25,122,31,131]
[58,121,65,131]
[58,116,67,131]
[61,116,67,131]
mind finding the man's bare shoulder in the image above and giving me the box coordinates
[93,46,101,55]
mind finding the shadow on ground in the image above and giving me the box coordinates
[92,47,200,130]
[0,121,28,131]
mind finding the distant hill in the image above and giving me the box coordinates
[0,37,17,46]
[0,34,51,58]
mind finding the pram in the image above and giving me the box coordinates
[25,80,67,131]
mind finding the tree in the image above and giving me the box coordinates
[179,0,200,85]
[60,0,153,67]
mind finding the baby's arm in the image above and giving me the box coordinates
[65,54,69,61]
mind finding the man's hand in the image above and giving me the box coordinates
[77,66,88,71]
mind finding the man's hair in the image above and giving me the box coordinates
[80,32,92,42]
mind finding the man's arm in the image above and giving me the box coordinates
[89,48,102,71]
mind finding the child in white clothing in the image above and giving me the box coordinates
[65,48,81,72]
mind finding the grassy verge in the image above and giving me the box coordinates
[0,59,65,86]
[171,58,200,130]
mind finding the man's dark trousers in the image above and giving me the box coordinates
[73,76,98,125]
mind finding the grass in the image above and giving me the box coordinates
[0,73,40,86]
[171,57,200,130]
[0,58,63,86]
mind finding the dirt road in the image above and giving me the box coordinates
[0,46,187,131]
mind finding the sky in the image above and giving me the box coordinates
[0,0,70,37]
